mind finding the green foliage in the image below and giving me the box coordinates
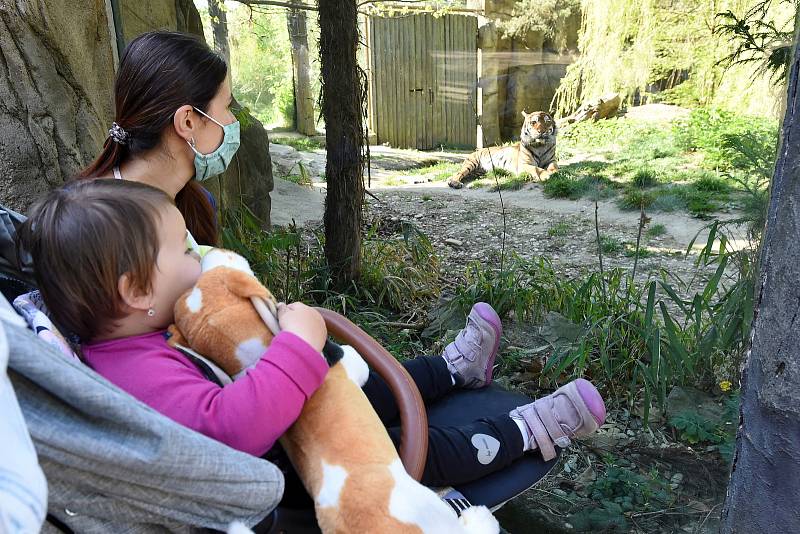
[543,167,615,200]
[401,161,461,182]
[202,6,322,127]
[469,168,533,191]
[632,168,659,188]
[495,0,581,51]
[618,188,655,210]
[220,208,440,359]
[272,136,325,152]
[548,221,573,237]
[646,223,667,237]
[715,1,796,83]
[557,110,778,218]
[673,108,779,174]
[552,0,791,115]
[443,220,755,419]
[668,393,740,462]
[570,463,672,531]
[600,236,624,254]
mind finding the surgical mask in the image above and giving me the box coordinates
[187,106,240,181]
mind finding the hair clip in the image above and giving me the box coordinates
[109,122,129,145]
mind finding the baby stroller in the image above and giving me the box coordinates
[0,205,558,533]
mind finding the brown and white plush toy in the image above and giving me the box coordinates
[168,248,499,534]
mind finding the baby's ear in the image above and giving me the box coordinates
[118,272,151,312]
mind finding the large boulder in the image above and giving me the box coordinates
[0,0,116,211]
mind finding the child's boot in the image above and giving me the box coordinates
[510,378,605,461]
[442,302,501,389]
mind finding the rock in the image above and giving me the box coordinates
[666,386,725,426]
[445,238,463,247]
[0,1,116,210]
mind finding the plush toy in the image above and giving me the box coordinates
[168,248,499,534]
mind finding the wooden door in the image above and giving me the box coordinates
[369,14,477,150]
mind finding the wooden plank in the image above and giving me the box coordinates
[435,14,445,148]
[395,17,404,147]
[424,13,433,149]
[390,18,400,147]
[412,15,419,148]
[414,13,428,150]
[469,15,478,148]
[370,17,381,144]
[377,17,388,145]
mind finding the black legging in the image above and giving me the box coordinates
[363,355,524,487]
[269,355,525,506]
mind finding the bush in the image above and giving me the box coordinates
[618,188,655,210]
[632,168,659,188]
[693,174,732,193]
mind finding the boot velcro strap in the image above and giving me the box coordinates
[520,403,557,461]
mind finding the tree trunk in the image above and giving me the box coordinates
[207,0,231,66]
[721,35,800,531]
[318,0,364,285]
[287,9,316,136]
[0,0,116,211]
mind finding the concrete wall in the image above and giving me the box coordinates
[471,0,580,145]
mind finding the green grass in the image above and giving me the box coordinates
[632,168,659,188]
[618,189,656,210]
[548,221,573,237]
[284,173,313,186]
[272,136,324,152]
[600,236,624,254]
[543,165,616,200]
[646,223,667,238]
[554,110,779,217]
[440,227,755,418]
[401,161,461,182]
[470,168,533,191]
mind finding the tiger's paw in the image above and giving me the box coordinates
[448,178,464,189]
[547,162,559,172]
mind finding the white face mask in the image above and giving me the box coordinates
[186,107,241,181]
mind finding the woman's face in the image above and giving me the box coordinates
[193,77,236,155]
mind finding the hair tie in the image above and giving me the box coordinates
[109,122,129,145]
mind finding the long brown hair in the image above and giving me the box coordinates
[16,180,173,341]
[80,31,227,245]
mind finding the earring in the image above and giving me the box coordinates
[147,308,155,317]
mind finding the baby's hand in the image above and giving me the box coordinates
[277,302,327,352]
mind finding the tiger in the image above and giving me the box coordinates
[447,111,559,189]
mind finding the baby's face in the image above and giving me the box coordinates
[147,205,202,327]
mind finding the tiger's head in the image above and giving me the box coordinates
[520,111,557,148]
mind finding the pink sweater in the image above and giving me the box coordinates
[83,330,328,456]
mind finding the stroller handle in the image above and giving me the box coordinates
[315,307,429,481]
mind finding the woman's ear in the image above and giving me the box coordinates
[172,104,197,144]
[118,272,151,313]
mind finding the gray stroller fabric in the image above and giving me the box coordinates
[3,302,283,533]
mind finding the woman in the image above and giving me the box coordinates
[80,30,239,245]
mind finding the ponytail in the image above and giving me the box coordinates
[176,181,219,246]
[79,138,127,180]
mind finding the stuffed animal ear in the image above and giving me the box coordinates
[251,296,281,336]
[223,268,272,300]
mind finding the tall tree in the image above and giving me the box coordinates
[287,8,316,135]
[208,0,231,65]
[721,31,800,532]
[318,0,365,285]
